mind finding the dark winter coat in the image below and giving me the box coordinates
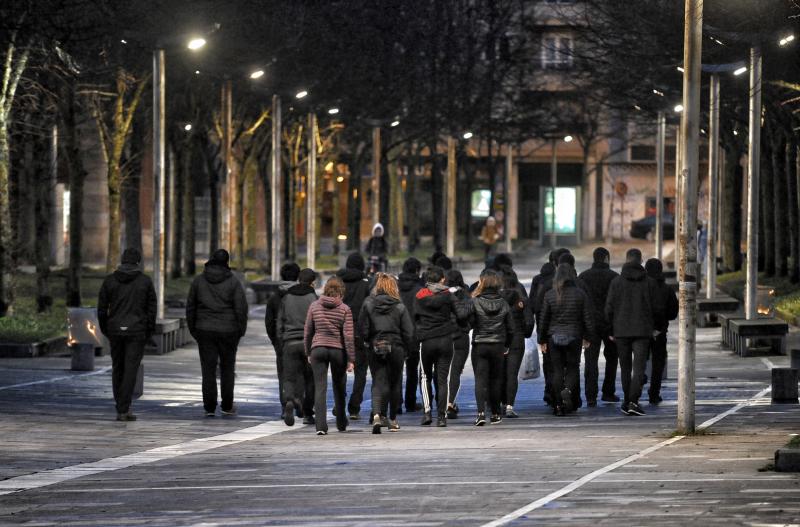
[650,277,679,333]
[413,287,470,341]
[451,286,472,335]
[605,263,663,338]
[538,281,595,344]
[365,236,389,257]
[304,295,355,362]
[469,291,514,346]
[529,262,555,308]
[265,280,296,344]
[97,264,157,339]
[186,264,248,337]
[397,272,424,321]
[277,284,317,343]
[336,268,371,324]
[577,262,619,336]
[500,288,529,349]
[358,293,415,353]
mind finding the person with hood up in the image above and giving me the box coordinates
[644,258,679,405]
[605,248,663,416]
[577,247,620,406]
[365,223,389,273]
[277,268,318,426]
[304,277,355,435]
[186,249,249,417]
[97,248,157,421]
[499,268,533,418]
[336,253,371,420]
[538,263,595,417]
[265,262,301,416]
[398,257,424,412]
[414,265,470,427]
[445,269,471,419]
[358,273,415,434]
[468,270,514,425]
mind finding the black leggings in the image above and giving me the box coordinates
[448,332,470,407]
[548,338,582,408]
[501,346,524,406]
[472,342,505,415]
[369,346,406,420]
[310,346,348,433]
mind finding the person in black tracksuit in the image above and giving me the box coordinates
[337,253,371,419]
[97,248,156,421]
[538,263,595,417]
[278,268,318,426]
[186,249,249,417]
[605,249,664,416]
[468,270,514,426]
[398,257,424,412]
[577,247,620,405]
[445,270,471,419]
[265,262,301,414]
[530,258,557,405]
[645,258,679,405]
[414,266,469,427]
[358,273,415,434]
[499,268,533,418]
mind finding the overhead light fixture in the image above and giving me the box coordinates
[249,69,264,79]
[677,66,684,73]
[674,104,684,113]
[633,104,642,111]
[733,66,747,76]
[564,135,573,143]
[336,176,344,182]
[120,39,127,44]
[187,37,207,50]
[653,89,665,97]
[733,130,739,136]
[184,123,192,132]
[328,108,339,115]
[463,131,473,139]
[194,70,200,75]
[713,38,724,46]
[295,90,308,99]
[390,120,400,127]
[780,34,795,46]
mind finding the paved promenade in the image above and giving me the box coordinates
[1,288,799,525]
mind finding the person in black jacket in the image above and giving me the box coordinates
[577,247,620,406]
[499,268,533,418]
[469,270,513,425]
[645,258,679,405]
[278,268,318,426]
[186,249,249,417]
[605,248,663,416]
[358,273,415,434]
[398,257,424,412]
[337,252,372,420]
[365,223,389,273]
[414,265,469,427]
[265,262,300,415]
[445,270,471,419]
[97,248,156,421]
[538,263,595,416]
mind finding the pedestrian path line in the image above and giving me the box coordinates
[481,386,772,527]
[0,420,304,496]
[0,366,112,392]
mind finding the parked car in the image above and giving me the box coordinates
[630,214,675,240]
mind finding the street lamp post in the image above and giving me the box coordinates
[655,111,666,260]
[307,113,317,271]
[505,145,513,254]
[707,73,720,299]
[270,94,282,281]
[446,136,456,257]
[372,127,381,227]
[550,138,557,249]
[153,48,166,320]
[745,46,762,319]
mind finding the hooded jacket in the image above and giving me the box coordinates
[278,284,317,343]
[450,286,472,335]
[538,281,595,344]
[358,293,415,352]
[304,295,355,362]
[97,264,157,338]
[469,291,514,346]
[265,280,296,345]
[413,286,470,341]
[499,287,528,349]
[530,262,556,317]
[186,263,249,337]
[365,223,389,257]
[605,263,663,338]
[646,270,679,333]
[577,262,619,336]
[397,271,424,321]
[336,258,371,324]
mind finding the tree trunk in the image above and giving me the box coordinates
[62,87,86,308]
[771,129,788,276]
[122,123,143,256]
[347,159,364,251]
[405,151,420,253]
[762,135,775,276]
[35,127,53,313]
[720,139,743,272]
[786,138,799,282]
[236,166,246,270]
[183,154,196,275]
[461,156,476,251]
[171,140,190,278]
[106,164,122,272]
[430,139,444,252]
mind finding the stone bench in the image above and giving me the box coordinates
[729,318,788,357]
[696,295,740,328]
[145,318,181,355]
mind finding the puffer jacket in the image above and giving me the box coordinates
[97,264,157,339]
[304,295,355,362]
[538,281,595,344]
[414,286,470,341]
[358,294,415,352]
[451,286,472,335]
[577,262,619,336]
[186,264,248,337]
[469,291,514,346]
[605,263,663,338]
[337,268,370,324]
[500,288,527,350]
[278,284,317,343]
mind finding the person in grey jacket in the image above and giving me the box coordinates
[265,262,300,414]
[97,248,156,421]
[278,268,317,426]
[186,249,248,417]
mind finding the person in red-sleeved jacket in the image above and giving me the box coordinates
[304,277,355,435]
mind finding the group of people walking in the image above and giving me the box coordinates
[98,244,677,435]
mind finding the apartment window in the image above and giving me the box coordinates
[541,34,574,69]
[630,145,656,162]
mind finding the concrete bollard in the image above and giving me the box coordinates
[70,343,95,371]
[771,368,799,404]
[791,349,800,370]
[775,448,800,472]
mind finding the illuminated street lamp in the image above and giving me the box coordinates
[779,34,795,46]
[187,37,206,50]
[674,104,684,113]
[184,123,192,132]
[462,131,473,139]
[733,66,747,76]
[390,120,400,127]
[563,135,573,143]
[295,90,308,99]
[249,69,264,79]
[328,107,339,115]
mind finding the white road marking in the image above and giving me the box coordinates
[0,420,304,496]
[481,386,772,527]
[0,366,112,391]
[760,357,776,370]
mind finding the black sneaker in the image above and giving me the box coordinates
[649,395,663,405]
[117,413,127,421]
[221,405,237,417]
[602,394,621,403]
[555,405,566,417]
[380,416,390,428]
[505,406,519,418]
[475,413,486,426]
[620,402,631,415]
[284,402,295,426]
[446,406,458,419]
[372,414,382,434]
[560,388,573,413]
[628,402,646,416]
[204,410,215,418]
[388,420,400,432]
[490,414,502,424]
[420,412,433,426]
[437,417,447,427]
[349,412,360,421]
[302,415,315,425]
[316,430,328,436]
[587,399,597,407]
